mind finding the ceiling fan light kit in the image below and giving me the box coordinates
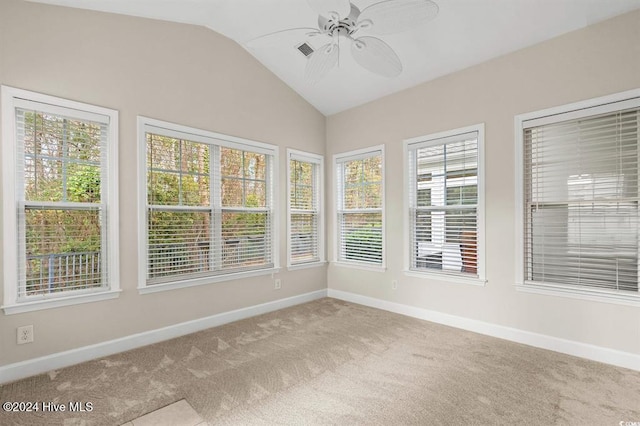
[246,0,439,82]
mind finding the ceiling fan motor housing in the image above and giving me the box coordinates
[318,4,361,37]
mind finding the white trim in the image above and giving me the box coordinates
[287,261,327,271]
[1,86,119,312]
[403,123,486,281]
[1,87,19,308]
[286,149,325,268]
[517,89,640,128]
[476,125,486,281]
[288,148,324,163]
[331,261,386,273]
[140,116,278,155]
[13,98,109,125]
[106,102,120,299]
[4,86,119,119]
[514,89,640,303]
[333,145,386,163]
[2,290,121,315]
[514,111,525,287]
[403,136,410,274]
[138,267,282,295]
[332,145,386,268]
[270,149,281,271]
[0,290,327,385]
[137,117,148,290]
[327,289,640,372]
[516,283,640,307]
[403,270,487,286]
[404,127,481,147]
[334,145,384,164]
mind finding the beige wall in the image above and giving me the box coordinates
[0,0,326,366]
[326,10,640,355]
[1,0,639,370]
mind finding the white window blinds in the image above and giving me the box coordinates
[146,134,213,281]
[13,100,113,299]
[288,150,323,266]
[407,131,479,276]
[220,146,273,271]
[336,148,384,266]
[523,103,640,294]
[144,123,275,285]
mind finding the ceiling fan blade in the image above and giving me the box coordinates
[358,0,439,35]
[245,27,325,49]
[305,43,339,82]
[307,0,351,19]
[351,36,402,78]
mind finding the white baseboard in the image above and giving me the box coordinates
[328,289,640,372]
[0,290,327,385]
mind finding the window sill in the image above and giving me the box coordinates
[331,261,386,273]
[2,289,121,315]
[139,267,282,295]
[516,281,640,307]
[287,261,327,271]
[404,270,486,286]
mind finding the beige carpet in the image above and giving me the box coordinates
[1,298,639,425]
[124,399,206,425]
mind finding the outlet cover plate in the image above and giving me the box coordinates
[17,325,34,344]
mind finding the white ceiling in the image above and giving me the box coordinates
[26,0,640,115]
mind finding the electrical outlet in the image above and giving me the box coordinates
[392,280,398,290]
[274,279,282,290]
[17,325,34,345]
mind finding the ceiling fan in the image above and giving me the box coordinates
[246,0,439,82]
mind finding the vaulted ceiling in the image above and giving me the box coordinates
[26,0,640,115]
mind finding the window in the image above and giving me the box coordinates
[1,86,119,313]
[138,117,278,292]
[334,146,384,268]
[516,91,640,304]
[287,149,324,268]
[405,124,485,283]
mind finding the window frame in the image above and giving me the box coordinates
[286,149,325,269]
[333,145,386,271]
[403,124,486,286]
[1,86,120,314]
[515,89,640,306]
[137,116,279,294]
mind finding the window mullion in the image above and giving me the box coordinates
[241,151,246,207]
[177,139,182,205]
[212,144,222,271]
[266,154,272,264]
[62,118,68,202]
